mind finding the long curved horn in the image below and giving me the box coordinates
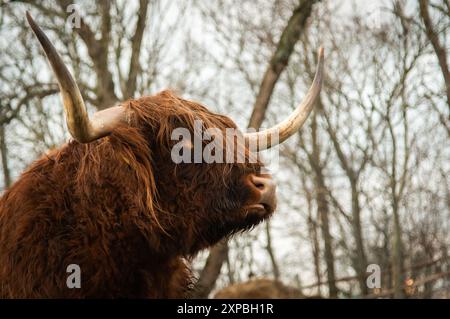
[26,12,126,143]
[245,47,324,151]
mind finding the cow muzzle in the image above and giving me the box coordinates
[248,174,277,214]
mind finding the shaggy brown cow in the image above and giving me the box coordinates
[0,13,323,298]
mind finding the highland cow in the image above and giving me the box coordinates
[0,13,324,298]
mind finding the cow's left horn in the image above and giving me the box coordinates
[244,47,324,151]
[26,12,126,143]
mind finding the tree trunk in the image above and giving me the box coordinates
[419,0,450,112]
[308,214,322,296]
[310,113,338,297]
[350,183,369,296]
[265,221,281,280]
[190,240,228,298]
[314,175,338,297]
[248,0,319,129]
[0,124,11,189]
[59,0,119,110]
[391,195,405,298]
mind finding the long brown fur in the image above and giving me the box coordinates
[214,278,306,299]
[0,90,270,298]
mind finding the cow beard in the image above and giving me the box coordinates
[196,208,273,251]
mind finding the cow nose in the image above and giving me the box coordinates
[250,174,277,212]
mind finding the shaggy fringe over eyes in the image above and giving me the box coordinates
[124,90,259,184]
[73,124,168,237]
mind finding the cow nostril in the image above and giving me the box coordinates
[254,182,265,190]
[250,174,272,192]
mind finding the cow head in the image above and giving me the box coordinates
[26,13,323,255]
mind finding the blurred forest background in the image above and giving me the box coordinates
[0,0,449,298]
